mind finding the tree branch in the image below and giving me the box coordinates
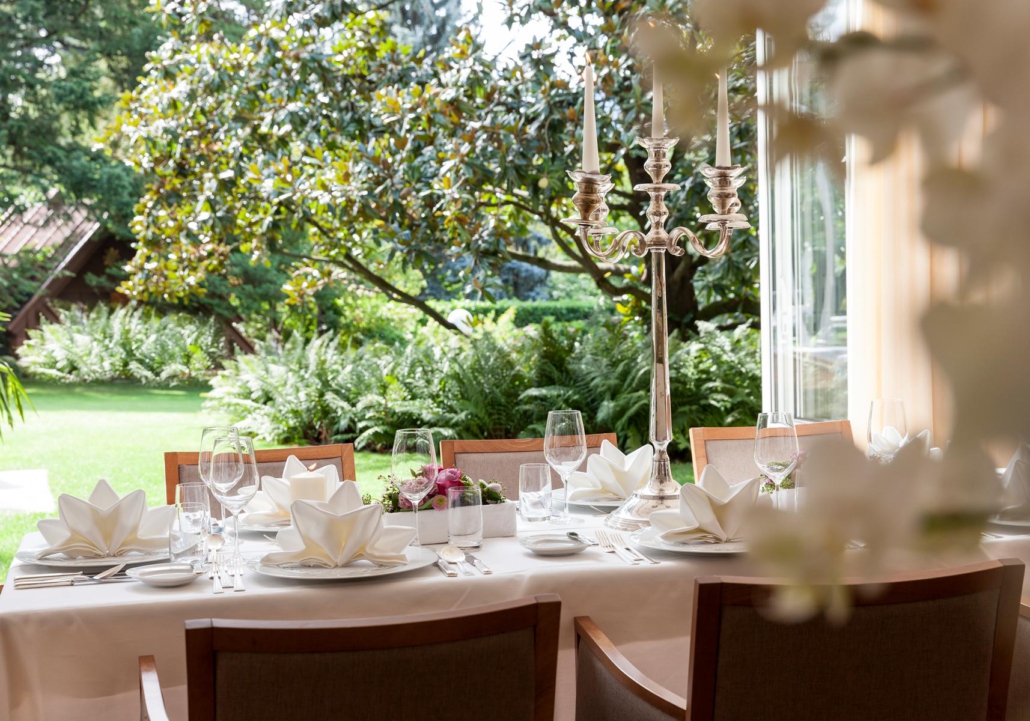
[506,248,633,276]
[696,296,760,321]
[279,247,460,333]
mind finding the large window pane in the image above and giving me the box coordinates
[758,1,848,421]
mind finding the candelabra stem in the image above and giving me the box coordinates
[562,135,749,531]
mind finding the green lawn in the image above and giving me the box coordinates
[0,382,692,583]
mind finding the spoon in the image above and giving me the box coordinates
[439,545,475,576]
[567,532,597,546]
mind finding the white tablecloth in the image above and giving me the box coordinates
[3,517,1030,721]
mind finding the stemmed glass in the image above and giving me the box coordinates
[544,410,587,527]
[867,399,908,463]
[206,434,259,575]
[200,426,237,538]
[391,429,438,547]
[754,412,799,510]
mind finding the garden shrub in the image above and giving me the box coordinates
[17,304,227,385]
[432,299,601,327]
[207,312,761,459]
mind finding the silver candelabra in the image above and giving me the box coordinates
[563,136,750,531]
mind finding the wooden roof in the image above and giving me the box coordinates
[0,198,100,261]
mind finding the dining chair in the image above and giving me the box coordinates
[575,558,1024,721]
[689,420,853,485]
[1008,600,1030,720]
[162,444,357,510]
[139,594,561,721]
[439,433,617,499]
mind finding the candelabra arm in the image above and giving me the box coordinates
[581,227,645,262]
[669,223,733,259]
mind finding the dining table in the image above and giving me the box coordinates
[2,513,1030,721]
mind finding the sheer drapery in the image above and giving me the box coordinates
[845,1,990,450]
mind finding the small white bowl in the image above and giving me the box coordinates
[126,562,202,588]
[519,534,591,557]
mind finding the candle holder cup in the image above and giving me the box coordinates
[563,136,750,531]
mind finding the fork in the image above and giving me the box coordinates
[211,554,224,594]
[15,563,128,589]
[596,531,639,565]
[610,532,659,564]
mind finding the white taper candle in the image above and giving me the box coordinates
[716,68,731,166]
[582,59,600,173]
[651,63,665,138]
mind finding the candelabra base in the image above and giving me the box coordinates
[604,451,680,531]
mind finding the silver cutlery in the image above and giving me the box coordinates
[567,531,598,546]
[233,560,246,592]
[212,555,224,594]
[464,552,492,575]
[595,532,639,565]
[15,563,128,589]
[439,545,475,576]
[434,552,458,577]
[611,533,659,564]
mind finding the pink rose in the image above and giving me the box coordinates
[435,467,465,496]
[431,495,449,510]
[398,495,413,510]
[421,463,443,478]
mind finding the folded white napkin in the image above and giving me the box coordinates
[869,426,907,458]
[998,445,1030,520]
[36,479,174,559]
[244,455,342,526]
[567,441,653,501]
[261,481,416,568]
[649,466,761,543]
[870,427,943,461]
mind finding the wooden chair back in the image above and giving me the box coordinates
[688,559,1024,720]
[163,444,357,510]
[440,434,617,499]
[179,595,561,721]
[689,420,853,484]
[1007,599,1030,719]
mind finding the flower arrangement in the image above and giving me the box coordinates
[371,465,507,513]
[760,450,807,494]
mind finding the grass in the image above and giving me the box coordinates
[0,381,693,583]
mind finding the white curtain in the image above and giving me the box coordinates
[845,1,988,450]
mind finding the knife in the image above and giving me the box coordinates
[464,553,492,575]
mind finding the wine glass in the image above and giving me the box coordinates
[754,412,799,510]
[867,399,908,463]
[391,429,438,547]
[544,410,587,526]
[200,426,237,537]
[207,434,259,575]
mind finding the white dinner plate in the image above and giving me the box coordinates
[630,528,748,556]
[552,488,624,510]
[248,546,437,580]
[15,547,170,569]
[989,516,1030,529]
[237,514,292,533]
[127,563,203,588]
[519,533,591,557]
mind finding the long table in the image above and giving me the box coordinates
[2,517,1030,721]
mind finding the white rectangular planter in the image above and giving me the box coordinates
[383,500,518,545]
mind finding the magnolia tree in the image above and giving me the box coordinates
[109,0,759,334]
[657,0,1030,618]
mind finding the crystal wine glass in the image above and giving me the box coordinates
[391,429,438,547]
[754,412,799,510]
[207,434,259,575]
[544,410,587,526]
[200,426,237,537]
[867,399,908,463]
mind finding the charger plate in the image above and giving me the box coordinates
[248,546,436,580]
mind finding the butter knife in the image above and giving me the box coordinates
[464,553,492,575]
